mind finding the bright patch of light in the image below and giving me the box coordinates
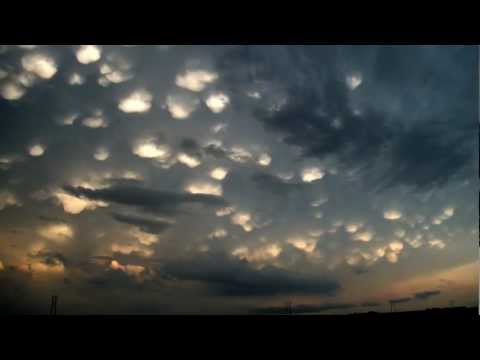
[76,45,102,64]
[209,228,228,239]
[133,139,172,162]
[82,111,108,128]
[389,241,404,253]
[232,244,282,263]
[94,147,110,161]
[54,191,108,215]
[257,153,272,167]
[110,260,146,277]
[345,224,360,233]
[29,144,46,157]
[165,94,199,119]
[346,72,363,90]
[177,153,201,168]
[205,92,230,113]
[1,81,25,100]
[287,237,317,253]
[210,167,228,181]
[384,209,403,221]
[0,191,21,210]
[443,207,455,218]
[21,53,57,79]
[353,231,374,242]
[68,73,85,85]
[301,167,325,183]
[119,90,153,113]
[185,181,223,196]
[37,223,74,243]
[176,69,218,92]
[231,211,254,232]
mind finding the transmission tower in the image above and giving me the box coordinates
[50,295,58,316]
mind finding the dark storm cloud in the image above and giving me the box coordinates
[389,297,412,305]
[383,120,475,189]
[163,253,340,297]
[63,184,227,214]
[254,84,392,165]
[252,303,357,314]
[219,45,477,189]
[414,290,442,300]
[112,212,172,234]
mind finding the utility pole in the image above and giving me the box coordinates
[50,295,58,316]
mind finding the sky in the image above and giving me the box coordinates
[0,45,478,315]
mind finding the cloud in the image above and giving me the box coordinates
[82,111,108,128]
[301,167,325,183]
[257,153,272,167]
[76,45,102,64]
[112,213,173,234]
[37,223,74,243]
[28,144,46,157]
[165,94,199,120]
[231,211,254,232]
[185,181,223,196]
[1,81,26,100]
[163,253,340,297]
[414,290,442,300]
[210,167,228,181]
[0,191,21,211]
[63,184,227,214]
[205,92,230,113]
[119,90,153,114]
[176,69,218,92]
[232,243,282,263]
[21,53,57,79]
[177,153,201,168]
[383,210,402,221]
[94,147,110,161]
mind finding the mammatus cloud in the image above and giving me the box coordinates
[0,191,21,210]
[76,45,102,64]
[21,53,57,79]
[119,90,153,114]
[176,69,218,92]
[37,223,74,243]
[0,45,475,315]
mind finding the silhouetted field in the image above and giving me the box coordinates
[279,307,479,319]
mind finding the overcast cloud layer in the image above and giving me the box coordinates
[0,45,477,315]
